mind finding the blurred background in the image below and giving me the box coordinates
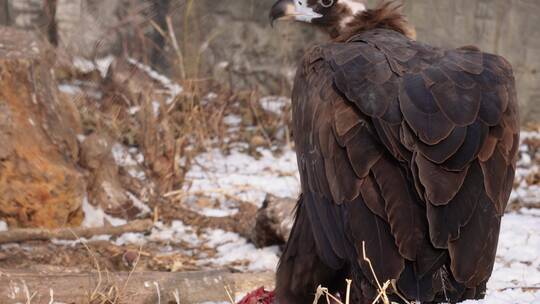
[1,0,539,119]
[0,1,539,303]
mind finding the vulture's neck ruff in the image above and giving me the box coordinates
[336,2,415,41]
[270,0,414,41]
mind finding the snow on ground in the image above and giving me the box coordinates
[178,130,540,302]
[0,221,7,232]
[73,56,114,78]
[81,196,127,228]
[110,220,281,272]
[127,57,183,105]
[111,143,146,180]
[259,96,290,115]
[511,131,540,207]
[115,220,201,247]
[200,229,280,272]
[471,212,540,303]
[184,146,300,210]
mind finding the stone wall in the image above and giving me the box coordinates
[395,0,540,123]
[189,0,540,122]
[172,0,325,95]
[1,0,538,122]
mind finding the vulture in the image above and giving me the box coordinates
[269,0,520,303]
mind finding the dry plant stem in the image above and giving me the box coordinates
[172,289,181,304]
[362,242,386,299]
[345,279,352,304]
[74,231,103,302]
[23,279,36,304]
[122,246,143,293]
[247,92,273,148]
[225,285,235,304]
[362,242,412,304]
[166,15,186,80]
[371,281,391,304]
[313,285,344,304]
[390,280,412,304]
[0,220,154,244]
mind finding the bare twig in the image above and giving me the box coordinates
[225,285,235,304]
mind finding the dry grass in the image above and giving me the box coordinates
[312,242,413,304]
[47,0,294,217]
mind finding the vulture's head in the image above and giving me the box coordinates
[270,0,366,32]
[269,0,415,40]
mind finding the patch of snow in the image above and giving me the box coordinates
[128,169,146,181]
[111,143,146,180]
[521,208,540,216]
[128,106,141,115]
[72,56,114,78]
[73,57,95,74]
[115,232,146,246]
[135,153,145,163]
[126,192,151,216]
[81,197,106,228]
[456,212,540,303]
[510,131,540,208]
[521,131,540,140]
[149,221,201,246]
[58,84,83,95]
[51,234,112,246]
[0,220,7,232]
[152,101,160,117]
[96,56,114,78]
[81,197,127,228]
[223,115,242,126]
[127,58,183,105]
[216,61,229,69]
[260,96,291,115]
[185,147,299,207]
[199,208,239,217]
[201,92,218,106]
[488,213,540,287]
[202,229,279,272]
[112,143,139,167]
[115,220,201,247]
[462,289,540,304]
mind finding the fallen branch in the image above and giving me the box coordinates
[0,219,153,244]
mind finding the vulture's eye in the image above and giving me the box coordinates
[318,0,335,8]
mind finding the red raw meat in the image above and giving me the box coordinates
[236,287,275,304]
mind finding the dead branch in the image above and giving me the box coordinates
[0,219,153,244]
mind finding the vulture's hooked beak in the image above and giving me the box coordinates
[270,0,295,27]
[269,0,322,27]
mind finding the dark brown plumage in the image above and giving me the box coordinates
[270,1,519,303]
